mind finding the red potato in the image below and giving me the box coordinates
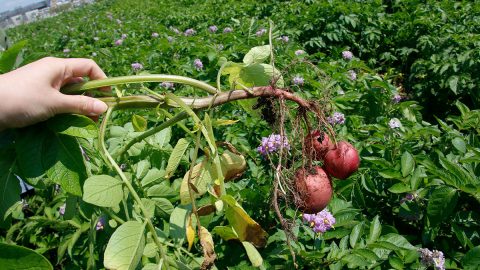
[294,166,333,214]
[304,130,334,160]
[323,141,360,180]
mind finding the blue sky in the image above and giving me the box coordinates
[0,0,44,13]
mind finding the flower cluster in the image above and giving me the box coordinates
[151,32,159,38]
[96,216,106,231]
[114,39,123,46]
[257,134,290,156]
[278,35,289,43]
[292,76,304,86]
[302,209,336,233]
[194,59,203,70]
[223,27,233,33]
[348,70,357,80]
[256,28,267,36]
[389,118,401,129]
[208,25,218,33]
[295,49,306,56]
[342,50,353,60]
[184,28,196,36]
[161,82,174,89]
[171,27,181,35]
[167,36,174,43]
[327,112,345,125]
[418,248,445,270]
[131,62,143,71]
[392,94,402,103]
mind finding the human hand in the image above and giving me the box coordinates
[0,57,109,130]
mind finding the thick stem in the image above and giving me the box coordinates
[99,108,170,270]
[62,74,218,95]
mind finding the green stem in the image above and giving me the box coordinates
[62,74,218,95]
[99,107,170,270]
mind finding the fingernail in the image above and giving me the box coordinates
[91,100,108,115]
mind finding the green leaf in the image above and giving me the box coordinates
[151,198,174,219]
[452,137,467,153]
[180,160,212,204]
[132,115,148,132]
[448,75,459,95]
[401,151,414,177]
[104,221,146,270]
[44,134,87,196]
[0,243,53,270]
[165,138,190,179]
[379,233,415,250]
[462,246,480,270]
[389,256,404,270]
[213,226,239,241]
[0,40,27,73]
[141,168,165,187]
[169,205,190,243]
[135,160,151,180]
[349,222,363,248]
[15,126,48,185]
[0,154,20,228]
[239,63,284,88]
[82,175,123,207]
[353,249,380,262]
[243,45,271,65]
[427,186,458,227]
[342,253,371,267]
[47,114,97,139]
[242,241,263,267]
[388,182,410,194]
[367,216,382,244]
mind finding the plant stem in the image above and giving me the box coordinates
[62,74,218,95]
[99,107,170,270]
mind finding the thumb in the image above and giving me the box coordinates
[54,94,108,116]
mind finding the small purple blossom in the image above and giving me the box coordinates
[114,39,123,46]
[131,62,143,71]
[208,25,218,33]
[292,76,304,86]
[167,36,174,43]
[295,49,305,56]
[348,70,357,80]
[392,94,402,103]
[400,193,416,204]
[63,48,70,54]
[257,134,290,156]
[161,82,175,89]
[121,33,127,39]
[171,27,180,35]
[342,50,353,60]
[96,217,106,231]
[303,209,336,234]
[194,59,203,70]
[152,32,159,38]
[223,27,233,33]
[418,248,445,270]
[278,35,289,43]
[59,204,66,216]
[327,112,345,125]
[256,28,267,37]
[389,118,401,129]
[184,28,196,36]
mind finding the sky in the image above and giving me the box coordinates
[0,0,44,13]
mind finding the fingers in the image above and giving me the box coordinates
[61,76,84,87]
[63,58,108,80]
[53,93,108,116]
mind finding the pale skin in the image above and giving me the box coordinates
[0,57,109,131]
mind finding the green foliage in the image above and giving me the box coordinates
[0,242,53,270]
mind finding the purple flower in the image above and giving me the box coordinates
[392,94,402,103]
[348,70,357,80]
[257,134,290,156]
[167,36,174,43]
[418,248,445,270]
[292,76,304,86]
[400,193,416,204]
[59,204,66,216]
[184,28,196,36]
[96,216,106,231]
[114,39,123,46]
[161,82,174,89]
[93,37,99,41]
[223,27,233,33]
[388,118,401,129]
[63,48,70,54]
[121,33,127,39]
[303,209,336,234]
[327,112,345,125]
[256,28,267,37]
[131,62,143,71]
[152,32,159,38]
[342,50,353,60]
[295,50,305,56]
[278,36,289,43]
[171,27,180,35]
[208,25,218,33]
[194,59,203,70]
